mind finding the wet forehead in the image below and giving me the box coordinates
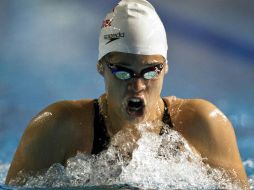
[107,52,165,66]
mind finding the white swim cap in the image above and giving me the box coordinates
[98,0,168,61]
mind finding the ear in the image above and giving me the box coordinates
[97,62,104,75]
[164,63,169,74]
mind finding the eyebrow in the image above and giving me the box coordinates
[111,60,163,66]
[113,61,131,66]
[146,61,163,65]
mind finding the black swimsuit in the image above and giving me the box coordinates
[91,99,173,154]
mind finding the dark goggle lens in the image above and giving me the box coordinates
[114,71,131,80]
[143,71,158,79]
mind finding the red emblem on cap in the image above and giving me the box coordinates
[101,19,112,28]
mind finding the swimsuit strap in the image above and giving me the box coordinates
[160,98,173,135]
[91,99,110,154]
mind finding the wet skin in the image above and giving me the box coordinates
[6,52,249,189]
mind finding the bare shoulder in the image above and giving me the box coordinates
[163,96,248,187]
[164,96,232,139]
[164,96,224,121]
[167,97,234,149]
[6,99,95,184]
[31,99,95,123]
[164,96,238,160]
[27,99,95,150]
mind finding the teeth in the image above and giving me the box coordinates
[129,98,141,102]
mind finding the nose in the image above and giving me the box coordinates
[128,78,146,93]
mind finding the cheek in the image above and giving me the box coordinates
[104,77,126,101]
[147,78,163,96]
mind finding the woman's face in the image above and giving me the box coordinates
[102,52,167,123]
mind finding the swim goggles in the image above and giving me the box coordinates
[106,62,164,80]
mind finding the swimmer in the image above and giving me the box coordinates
[5,0,249,188]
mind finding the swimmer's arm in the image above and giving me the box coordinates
[177,99,249,189]
[5,107,67,185]
[5,101,79,185]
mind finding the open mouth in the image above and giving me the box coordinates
[126,97,145,117]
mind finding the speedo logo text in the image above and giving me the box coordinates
[104,32,125,44]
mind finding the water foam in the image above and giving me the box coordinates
[244,159,254,189]
[0,163,10,184]
[20,123,241,189]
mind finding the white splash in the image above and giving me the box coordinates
[244,159,254,169]
[0,163,10,184]
[19,123,241,189]
[244,159,254,189]
[33,112,53,122]
[249,175,254,190]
